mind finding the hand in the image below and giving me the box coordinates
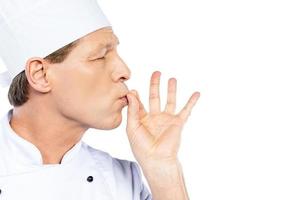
[126,71,200,166]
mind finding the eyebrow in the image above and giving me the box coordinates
[95,35,120,51]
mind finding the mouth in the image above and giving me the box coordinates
[118,95,129,106]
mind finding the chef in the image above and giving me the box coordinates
[0,0,200,199]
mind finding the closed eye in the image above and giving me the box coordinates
[95,57,105,60]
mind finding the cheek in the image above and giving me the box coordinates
[50,65,118,119]
[58,81,111,110]
[69,80,115,116]
[52,64,100,97]
[50,67,96,109]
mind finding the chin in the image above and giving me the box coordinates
[92,112,123,130]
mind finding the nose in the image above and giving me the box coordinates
[111,54,131,83]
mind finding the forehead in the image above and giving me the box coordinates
[80,27,119,48]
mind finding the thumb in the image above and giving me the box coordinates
[126,92,140,130]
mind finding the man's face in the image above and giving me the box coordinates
[47,27,131,130]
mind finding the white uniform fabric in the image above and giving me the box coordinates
[0,109,152,200]
[0,0,111,88]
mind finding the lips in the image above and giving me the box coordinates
[119,96,129,105]
[118,90,129,105]
[119,91,129,99]
[119,94,127,99]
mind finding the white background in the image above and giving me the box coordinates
[1,0,300,199]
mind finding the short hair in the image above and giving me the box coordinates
[8,39,79,107]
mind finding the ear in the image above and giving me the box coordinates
[25,57,52,93]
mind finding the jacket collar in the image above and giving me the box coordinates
[0,109,83,166]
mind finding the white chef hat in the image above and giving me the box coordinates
[0,0,111,88]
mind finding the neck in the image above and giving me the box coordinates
[9,105,88,164]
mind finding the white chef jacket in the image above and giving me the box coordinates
[0,109,152,200]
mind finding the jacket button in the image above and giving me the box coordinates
[87,176,93,182]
